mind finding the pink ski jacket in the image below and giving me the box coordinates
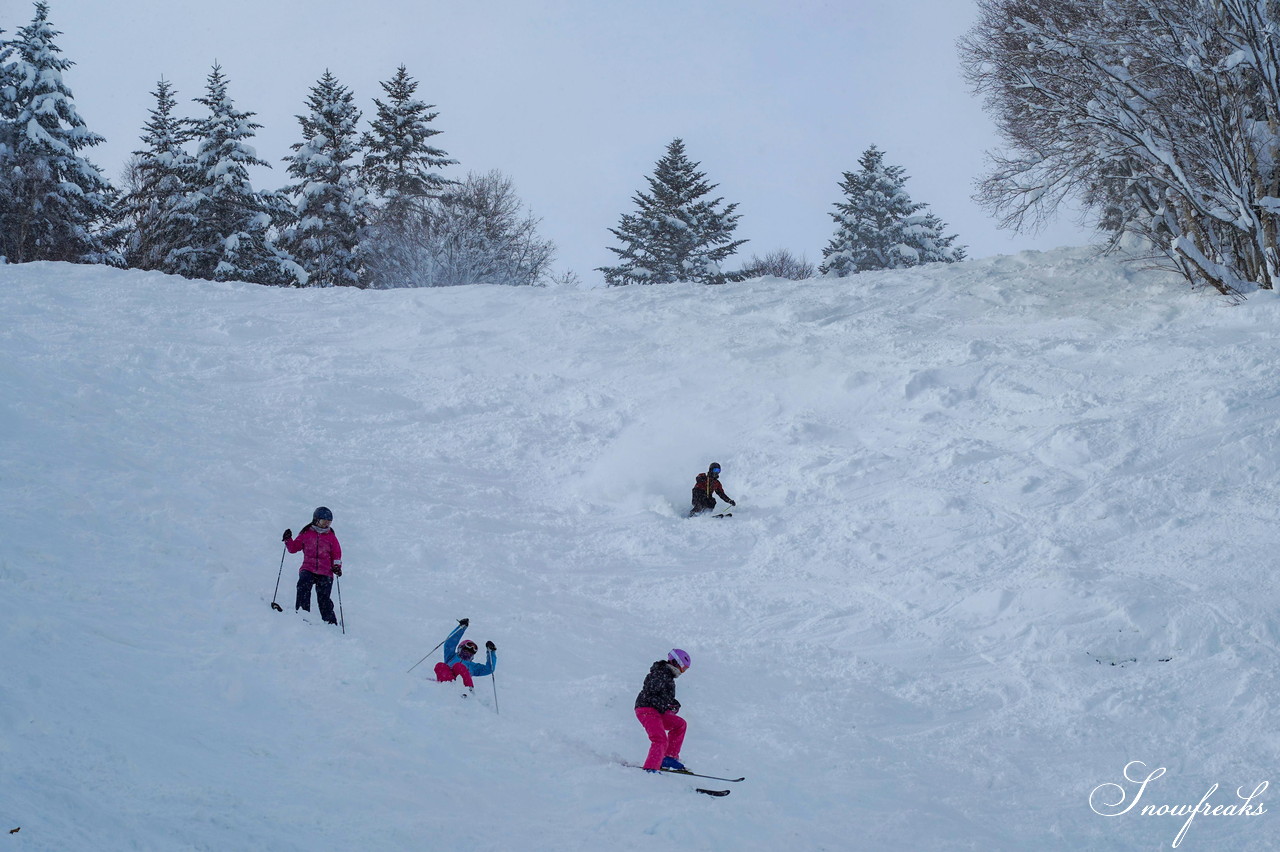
[286,526,342,577]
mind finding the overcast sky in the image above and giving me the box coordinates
[29,0,1093,283]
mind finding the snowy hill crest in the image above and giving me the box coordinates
[2,251,1277,850]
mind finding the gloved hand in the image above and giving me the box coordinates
[282,529,293,541]
[458,618,470,627]
[728,499,736,506]
[485,640,496,651]
[332,567,342,577]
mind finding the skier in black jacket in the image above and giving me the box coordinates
[690,462,735,517]
[634,649,691,772]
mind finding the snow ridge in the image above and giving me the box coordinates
[1,249,1277,850]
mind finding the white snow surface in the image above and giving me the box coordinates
[2,249,1278,851]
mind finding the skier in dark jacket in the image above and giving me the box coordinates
[689,462,735,517]
[634,649,691,772]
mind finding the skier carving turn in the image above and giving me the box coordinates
[689,462,735,517]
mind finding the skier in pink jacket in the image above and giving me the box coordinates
[282,507,342,625]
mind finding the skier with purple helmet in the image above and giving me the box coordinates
[634,648,692,772]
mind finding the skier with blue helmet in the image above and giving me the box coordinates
[282,506,342,624]
[690,462,735,517]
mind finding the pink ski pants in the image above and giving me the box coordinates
[434,661,474,688]
[635,707,686,771]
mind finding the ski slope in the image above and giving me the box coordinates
[1,250,1277,850]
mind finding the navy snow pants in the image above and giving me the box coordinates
[296,570,337,624]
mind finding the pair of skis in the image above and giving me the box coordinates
[625,763,744,796]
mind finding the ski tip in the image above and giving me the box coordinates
[696,788,731,797]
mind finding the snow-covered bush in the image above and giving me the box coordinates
[962,0,1280,296]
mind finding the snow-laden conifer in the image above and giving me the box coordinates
[169,65,302,286]
[360,66,457,288]
[0,25,13,155]
[599,138,746,286]
[361,65,455,213]
[0,27,13,243]
[279,70,369,288]
[0,2,115,264]
[118,79,198,272]
[821,146,963,276]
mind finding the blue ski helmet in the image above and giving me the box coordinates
[313,506,333,521]
[668,648,691,669]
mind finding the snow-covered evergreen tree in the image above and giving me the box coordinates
[279,70,368,288]
[169,65,302,286]
[0,2,115,264]
[361,65,456,288]
[821,146,963,276]
[0,28,13,253]
[0,26,13,162]
[361,66,455,214]
[598,138,746,286]
[118,79,198,272]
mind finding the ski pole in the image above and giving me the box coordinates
[491,669,500,715]
[335,575,345,634]
[270,544,286,612]
[407,619,468,673]
[407,638,448,673]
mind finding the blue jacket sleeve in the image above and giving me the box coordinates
[466,649,496,678]
[442,623,467,665]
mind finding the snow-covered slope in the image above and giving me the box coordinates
[2,251,1277,850]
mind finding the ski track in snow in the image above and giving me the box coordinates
[2,250,1279,850]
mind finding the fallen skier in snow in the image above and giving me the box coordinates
[435,618,497,691]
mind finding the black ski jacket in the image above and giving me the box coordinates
[692,472,730,511]
[635,660,682,714]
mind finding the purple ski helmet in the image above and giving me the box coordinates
[459,639,479,655]
[668,648,691,670]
